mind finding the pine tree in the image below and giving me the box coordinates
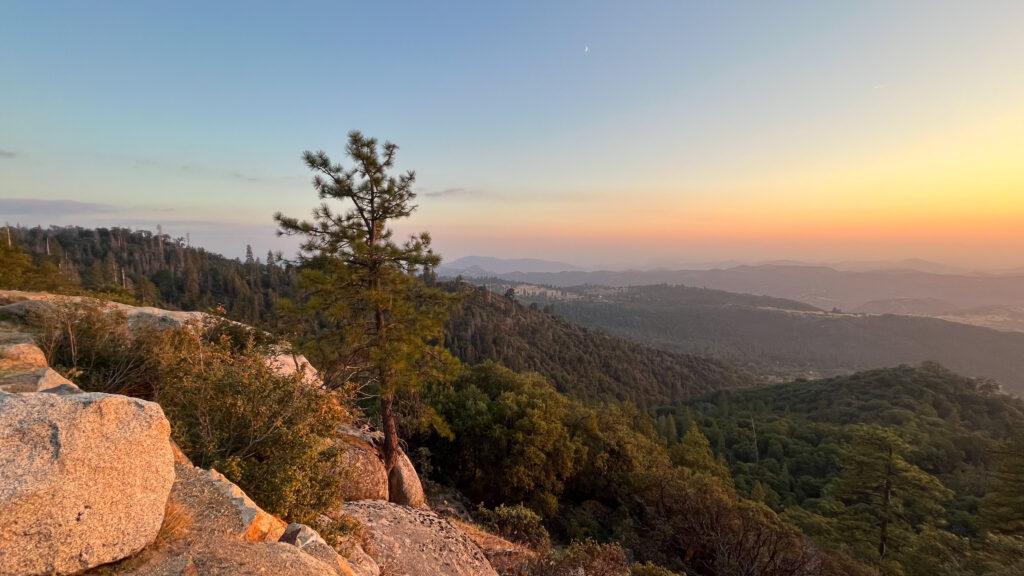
[671,421,733,486]
[832,425,952,562]
[133,274,160,306]
[82,260,106,290]
[184,261,200,306]
[275,131,456,472]
[980,433,1024,535]
[665,413,679,445]
[751,480,768,503]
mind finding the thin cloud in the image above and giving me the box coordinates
[420,187,599,203]
[177,163,266,183]
[0,149,16,158]
[230,172,262,182]
[424,187,484,198]
[0,198,116,216]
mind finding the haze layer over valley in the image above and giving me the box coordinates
[443,256,1024,333]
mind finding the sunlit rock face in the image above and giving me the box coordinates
[336,431,391,502]
[0,391,174,575]
[0,326,79,394]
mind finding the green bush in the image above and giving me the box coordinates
[476,503,550,549]
[155,325,349,526]
[424,362,583,517]
[28,303,349,529]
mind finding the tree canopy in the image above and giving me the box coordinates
[275,131,455,471]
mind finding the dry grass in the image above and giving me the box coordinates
[329,511,374,560]
[156,501,193,545]
[452,518,540,576]
[453,519,520,553]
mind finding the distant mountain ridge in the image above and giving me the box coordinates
[441,256,585,275]
[463,264,1024,313]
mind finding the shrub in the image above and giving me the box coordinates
[425,362,583,517]
[28,303,350,528]
[476,503,551,549]
[28,299,165,397]
[631,562,685,576]
[155,325,350,526]
[550,540,630,576]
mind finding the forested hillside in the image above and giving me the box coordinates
[519,283,1024,395]
[444,283,755,404]
[665,364,1024,573]
[4,227,755,405]
[5,225,294,323]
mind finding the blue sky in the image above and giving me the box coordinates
[2,1,1023,268]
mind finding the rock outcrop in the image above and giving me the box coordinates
[112,460,366,576]
[0,292,454,576]
[342,501,498,576]
[339,542,381,576]
[267,351,323,387]
[0,290,319,387]
[0,327,78,394]
[120,541,341,576]
[280,523,358,576]
[0,290,204,331]
[336,432,390,502]
[0,296,56,322]
[389,452,427,508]
[0,340,45,370]
[204,469,288,541]
[0,391,174,575]
[337,426,427,508]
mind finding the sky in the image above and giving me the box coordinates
[2,1,1023,270]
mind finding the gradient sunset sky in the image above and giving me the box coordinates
[2,1,1023,269]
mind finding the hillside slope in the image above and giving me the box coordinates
[516,283,1024,395]
[443,284,756,404]
[677,364,1024,537]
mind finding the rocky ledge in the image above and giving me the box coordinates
[343,501,499,576]
[0,297,497,576]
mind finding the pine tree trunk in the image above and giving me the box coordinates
[381,390,399,474]
[879,448,893,558]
